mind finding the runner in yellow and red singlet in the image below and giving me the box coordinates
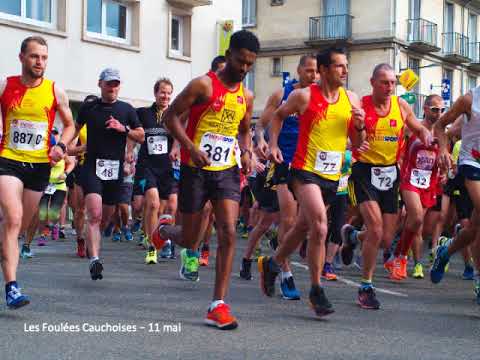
[0,36,75,308]
[341,63,432,309]
[258,47,366,317]
[157,30,259,330]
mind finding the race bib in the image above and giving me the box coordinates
[147,135,168,155]
[410,168,432,189]
[9,119,47,151]
[337,175,349,193]
[96,159,120,180]
[199,132,235,167]
[314,151,342,175]
[44,184,56,195]
[371,165,397,191]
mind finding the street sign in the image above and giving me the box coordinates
[282,72,290,87]
[399,69,419,91]
[441,78,451,101]
[400,92,417,105]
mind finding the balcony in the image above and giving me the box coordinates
[442,32,470,63]
[468,42,480,71]
[166,0,212,7]
[307,15,353,45]
[406,19,440,53]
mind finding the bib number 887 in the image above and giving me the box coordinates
[12,131,42,146]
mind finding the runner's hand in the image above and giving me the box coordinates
[255,161,266,173]
[190,147,211,168]
[438,150,452,172]
[49,146,64,165]
[419,127,433,147]
[169,146,180,162]
[357,140,370,153]
[268,146,283,164]
[241,152,252,176]
[351,106,365,129]
[255,138,269,160]
[106,116,126,133]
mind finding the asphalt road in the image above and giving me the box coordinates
[1,229,479,360]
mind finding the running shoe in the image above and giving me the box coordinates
[240,258,252,280]
[309,286,334,316]
[37,235,47,247]
[199,246,209,266]
[103,222,114,237]
[59,226,66,239]
[20,244,33,259]
[145,246,157,264]
[179,249,199,282]
[390,257,407,281]
[204,303,238,330]
[160,240,172,259]
[430,245,450,284]
[280,276,301,300]
[462,265,474,280]
[340,224,358,265]
[384,257,394,274]
[412,263,424,279]
[51,224,59,241]
[357,286,380,310]
[89,259,103,280]
[257,256,280,297]
[132,218,142,233]
[322,263,338,281]
[6,283,30,309]
[170,243,176,259]
[137,230,146,246]
[112,231,121,242]
[76,238,86,258]
[333,252,343,271]
[151,215,173,250]
[122,227,133,242]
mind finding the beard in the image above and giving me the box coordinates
[225,65,244,83]
[26,66,44,79]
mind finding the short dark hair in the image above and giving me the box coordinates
[299,54,317,67]
[211,55,226,72]
[424,94,442,107]
[229,30,260,54]
[316,47,345,68]
[154,78,173,94]
[372,63,394,79]
[21,36,48,54]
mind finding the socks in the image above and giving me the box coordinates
[281,271,293,281]
[209,299,224,311]
[360,278,373,290]
[90,256,99,263]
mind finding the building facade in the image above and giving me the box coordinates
[0,0,242,113]
[243,0,480,118]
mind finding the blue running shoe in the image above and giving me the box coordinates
[20,244,33,259]
[132,219,141,233]
[280,276,300,300]
[160,240,172,258]
[430,245,450,284]
[103,222,114,237]
[112,231,121,242]
[6,283,30,309]
[122,227,133,242]
[462,265,474,280]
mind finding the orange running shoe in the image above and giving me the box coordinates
[399,257,408,278]
[384,258,394,274]
[204,303,238,330]
[390,257,407,281]
[199,248,209,266]
[151,215,173,250]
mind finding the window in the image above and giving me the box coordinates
[468,75,477,90]
[272,57,282,77]
[244,66,255,92]
[409,0,421,19]
[0,0,55,27]
[168,10,191,59]
[444,2,454,33]
[86,0,129,42]
[242,0,256,27]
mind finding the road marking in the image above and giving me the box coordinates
[291,261,408,298]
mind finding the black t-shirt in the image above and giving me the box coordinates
[137,103,173,170]
[76,99,141,165]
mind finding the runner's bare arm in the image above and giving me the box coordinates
[164,76,211,153]
[347,91,366,149]
[238,89,254,174]
[255,89,283,159]
[54,84,75,147]
[434,93,471,170]
[445,115,464,140]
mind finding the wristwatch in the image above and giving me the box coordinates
[124,125,131,134]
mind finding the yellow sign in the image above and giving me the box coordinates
[218,20,234,56]
[399,69,419,91]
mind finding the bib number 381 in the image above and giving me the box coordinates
[371,165,397,191]
[9,119,47,151]
[96,159,120,180]
[199,132,235,167]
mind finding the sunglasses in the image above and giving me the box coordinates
[429,106,446,113]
